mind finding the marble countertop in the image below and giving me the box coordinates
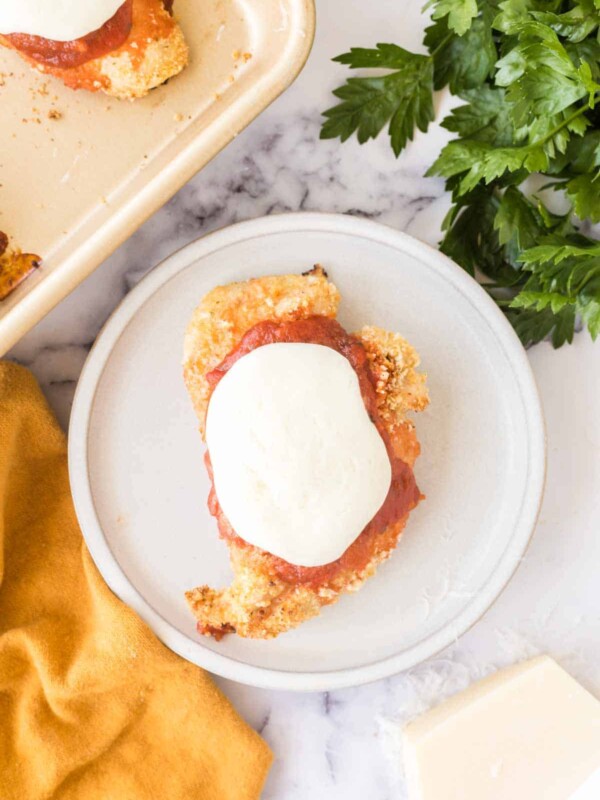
[9,1,600,797]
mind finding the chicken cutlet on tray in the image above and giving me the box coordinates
[183,267,428,640]
[0,0,188,99]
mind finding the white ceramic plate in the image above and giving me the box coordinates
[69,213,545,692]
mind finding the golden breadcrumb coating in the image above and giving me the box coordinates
[0,0,188,99]
[183,267,340,436]
[184,267,428,639]
[93,24,188,99]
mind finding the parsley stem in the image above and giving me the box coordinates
[536,95,600,147]
[428,32,453,59]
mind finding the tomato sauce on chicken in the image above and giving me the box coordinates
[204,315,421,587]
[3,0,174,70]
[4,1,133,69]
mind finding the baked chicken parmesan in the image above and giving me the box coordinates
[0,0,188,99]
[183,267,428,640]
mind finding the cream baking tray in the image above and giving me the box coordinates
[0,0,315,354]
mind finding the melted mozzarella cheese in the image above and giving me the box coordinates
[0,0,125,42]
[205,342,392,567]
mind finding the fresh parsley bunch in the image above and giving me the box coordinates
[321,0,600,347]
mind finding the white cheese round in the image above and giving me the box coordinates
[205,342,392,567]
[0,0,125,42]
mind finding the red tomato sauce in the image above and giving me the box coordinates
[4,1,133,69]
[205,315,420,587]
[3,0,174,70]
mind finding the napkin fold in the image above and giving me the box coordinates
[0,362,272,800]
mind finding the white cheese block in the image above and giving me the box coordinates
[0,0,125,42]
[205,342,392,567]
[403,656,600,800]
[570,768,600,800]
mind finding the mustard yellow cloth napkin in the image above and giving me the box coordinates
[0,362,272,800]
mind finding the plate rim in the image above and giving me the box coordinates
[68,211,546,692]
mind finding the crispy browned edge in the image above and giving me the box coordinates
[183,266,429,639]
[0,0,188,100]
[0,230,40,301]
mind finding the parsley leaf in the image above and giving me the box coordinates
[440,188,503,278]
[567,128,600,171]
[504,303,576,348]
[494,186,545,265]
[580,299,600,338]
[320,45,434,156]
[440,183,587,347]
[544,130,600,219]
[441,86,524,145]
[564,172,600,221]
[428,0,478,36]
[516,233,600,340]
[495,21,600,126]
[430,100,596,194]
[545,127,600,172]
[321,0,600,347]
[532,4,600,43]
[526,110,590,159]
[567,37,600,80]
[428,139,548,194]
[493,0,563,35]
[329,43,422,70]
[424,16,497,92]
[440,184,532,286]
[520,235,600,265]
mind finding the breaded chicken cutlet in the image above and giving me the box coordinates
[0,0,188,99]
[183,267,428,640]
